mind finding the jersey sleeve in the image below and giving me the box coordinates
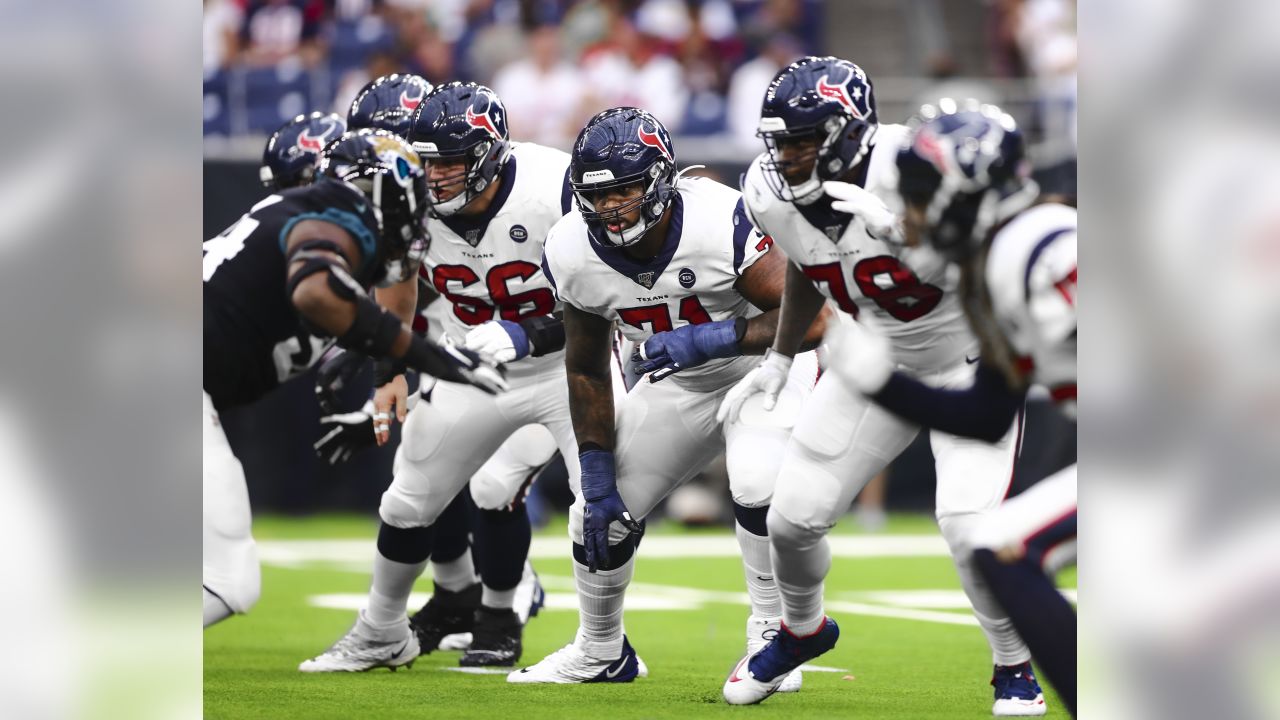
[732,196,774,275]
[1025,231,1077,347]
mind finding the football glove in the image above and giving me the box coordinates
[823,180,903,244]
[716,349,793,424]
[314,346,368,414]
[314,401,377,465]
[463,319,530,363]
[579,449,641,573]
[633,318,742,381]
[824,314,894,394]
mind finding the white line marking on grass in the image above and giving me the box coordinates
[798,664,851,673]
[308,591,701,613]
[440,667,511,675]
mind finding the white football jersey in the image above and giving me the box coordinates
[985,202,1078,418]
[542,175,771,392]
[417,142,571,374]
[742,124,976,372]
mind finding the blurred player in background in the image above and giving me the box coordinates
[511,107,828,687]
[301,82,578,672]
[828,100,1077,715]
[204,129,506,629]
[312,72,556,660]
[721,57,1044,714]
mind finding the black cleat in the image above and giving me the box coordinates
[409,582,481,653]
[459,605,523,667]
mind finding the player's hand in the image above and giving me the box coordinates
[633,319,740,382]
[823,180,903,244]
[463,319,530,363]
[825,314,894,394]
[716,349,793,424]
[314,347,368,414]
[579,449,642,573]
[442,343,509,395]
[314,404,376,465]
[372,374,408,446]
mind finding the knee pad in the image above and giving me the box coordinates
[937,512,984,558]
[378,467,449,529]
[204,546,260,615]
[726,457,776,509]
[766,504,827,552]
[470,469,519,511]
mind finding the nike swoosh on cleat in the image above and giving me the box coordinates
[389,640,409,659]
[965,355,980,364]
[728,657,749,683]
[756,576,773,582]
[604,657,629,679]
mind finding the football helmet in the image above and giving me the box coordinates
[406,81,512,217]
[896,98,1037,260]
[347,73,432,136]
[260,112,346,190]
[757,56,878,205]
[569,107,678,247]
[316,129,430,285]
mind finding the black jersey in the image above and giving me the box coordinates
[203,179,382,410]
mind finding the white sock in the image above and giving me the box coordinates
[203,587,234,628]
[432,548,479,592]
[770,536,829,637]
[938,513,1032,666]
[482,584,517,610]
[974,610,1033,666]
[572,556,633,660]
[366,552,427,627]
[735,522,782,619]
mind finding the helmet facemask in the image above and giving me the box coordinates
[416,137,508,217]
[759,114,877,205]
[574,160,675,248]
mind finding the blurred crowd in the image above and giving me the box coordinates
[204,0,1075,157]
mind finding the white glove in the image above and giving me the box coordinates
[824,314,894,394]
[823,180,903,244]
[716,349,793,424]
[462,320,527,364]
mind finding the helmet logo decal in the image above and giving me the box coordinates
[816,74,864,119]
[297,119,338,153]
[399,86,425,111]
[913,129,951,174]
[466,104,501,140]
[637,125,672,161]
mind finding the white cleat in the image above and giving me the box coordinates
[513,561,546,626]
[747,616,802,693]
[507,635,643,684]
[298,611,420,673]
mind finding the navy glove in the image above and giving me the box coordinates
[580,449,642,573]
[632,318,744,381]
[315,346,368,414]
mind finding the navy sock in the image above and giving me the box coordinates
[474,503,532,592]
[432,491,473,565]
[377,522,434,565]
[973,549,1077,716]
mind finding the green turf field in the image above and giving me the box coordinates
[205,513,1073,719]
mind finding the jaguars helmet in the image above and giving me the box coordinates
[316,129,430,285]
[406,81,512,217]
[897,99,1037,259]
[347,73,432,136]
[757,56,878,205]
[569,107,678,247]
[260,112,346,190]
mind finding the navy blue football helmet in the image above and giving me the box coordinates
[569,107,678,247]
[316,129,430,285]
[897,99,1037,259]
[406,81,512,217]
[260,112,346,190]
[347,73,432,136]
[757,56,878,205]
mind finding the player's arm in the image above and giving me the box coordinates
[284,220,506,392]
[770,259,829,358]
[733,247,831,354]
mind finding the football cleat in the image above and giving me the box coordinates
[507,635,643,684]
[747,616,803,693]
[723,617,839,705]
[410,582,481,652]
[298,611,420,673]
[514,561,546,626]
[460,605,523,667]
[991,661,1047,716]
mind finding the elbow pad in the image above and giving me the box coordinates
[519,314,566,357]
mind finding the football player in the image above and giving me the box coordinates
[509,107,828,687]
[203,129,506,629]
[259,111,347,191]
[721,57,1045,715]
[300,82,576,671]
[828,100,1077,715]
[315,72,556,658]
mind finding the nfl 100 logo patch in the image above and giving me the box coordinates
[509,224,528,243]
[678,267,696,288]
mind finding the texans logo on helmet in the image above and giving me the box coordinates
[816,74,864,119]
[400,86,425,111]
[297,120,338,153]
[637,125,673,162]
[913,129,951,174]
[466,103,501,140]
